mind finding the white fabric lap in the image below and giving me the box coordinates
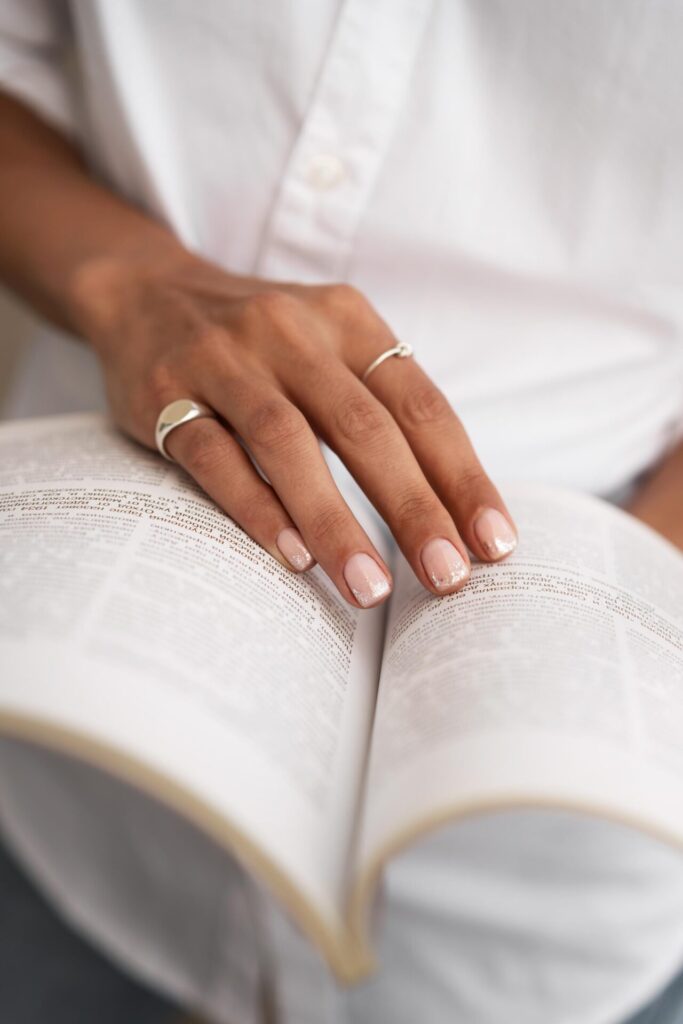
[3,739,683,1024]
[264,814,683,1024]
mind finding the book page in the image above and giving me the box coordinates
[0,413,385,966]
[355,484,683,912]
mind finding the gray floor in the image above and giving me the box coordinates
[0,838,180,1024]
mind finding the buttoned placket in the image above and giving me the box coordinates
[255,0,433,284]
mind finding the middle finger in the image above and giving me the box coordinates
[281,355,473,596]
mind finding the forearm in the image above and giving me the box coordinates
[0,92,184,335]
[627,438,683,551]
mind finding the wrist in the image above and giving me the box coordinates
[65,232,192,353]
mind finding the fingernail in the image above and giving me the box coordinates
[421,537,470,591]
[473,508,517,559]
[343,552,391,608]
[277,528,314,571]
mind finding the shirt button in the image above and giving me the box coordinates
[305,152,347,191]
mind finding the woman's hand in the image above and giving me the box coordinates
[71,246,517,608]
[0,93,516,608]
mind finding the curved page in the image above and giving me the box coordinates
[354,484,683,933]
[0,413,384,977]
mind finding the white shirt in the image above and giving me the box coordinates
[2,2,683,1022]
[4,0,683,492]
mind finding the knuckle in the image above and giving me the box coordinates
[183,427,232,476]
[285,328,319,364]
[307,502,353,545]
[246,399,308,452]
[189,323,229,357]
[145,362,177,407]
[393,488,442,530]
[324,283,373,320]
[233,483,279,528]
[400,383,451,428]
[333,394,388,445]
[241,289,301,332]
[449,465,489,496]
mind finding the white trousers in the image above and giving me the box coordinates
[2,738,683,1024]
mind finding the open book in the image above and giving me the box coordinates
[1,413,683,982]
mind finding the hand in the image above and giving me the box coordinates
[71,246,517,608]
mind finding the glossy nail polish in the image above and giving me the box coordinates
[277,528,314,571]
[421,537,469,590]
[473,508,517,559]
[343,552,391,608]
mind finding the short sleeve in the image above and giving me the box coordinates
[0,0,78,138]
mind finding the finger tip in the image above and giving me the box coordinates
[472,508,518,562]
[343,552,393,608]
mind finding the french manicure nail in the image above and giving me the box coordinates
[343,552,391,608]
[277,528,314,571]
[421,537,470,591]
[473,508,517,559]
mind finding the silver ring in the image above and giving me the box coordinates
[361,341,413,383]
[155,399,217,461]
